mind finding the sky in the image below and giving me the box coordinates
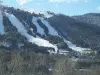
[2,0,100,16]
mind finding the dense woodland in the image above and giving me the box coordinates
[0,49,100,75]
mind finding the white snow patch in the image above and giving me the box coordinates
[18,43,24,48]
[29,37,58,53]
[5,13,58,53]
[0,12,5,34]
[39,17,59,36]
[30,28,35,35]
[64,39,91,52]
[79,69,92,71]
[19,7,53,18]
[48,49,56,54]
[49,68,53,71]
[40,11,53,18]
[32,16,45,35]
[71,57,78,61]
[0,41,11,47]
[59,49,69,55]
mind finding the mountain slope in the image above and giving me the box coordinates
[48,14,100,51]
[73,13,100,27]
[1,6,100,54]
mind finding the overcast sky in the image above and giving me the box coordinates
[2,0,100,16]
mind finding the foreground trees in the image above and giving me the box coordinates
[0,49,100,75]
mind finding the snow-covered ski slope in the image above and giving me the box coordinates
[32,16,45,35]
[64,39,91,52]
[4,11,91,53]
[5,12,58,53]
[39,17,59,36]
